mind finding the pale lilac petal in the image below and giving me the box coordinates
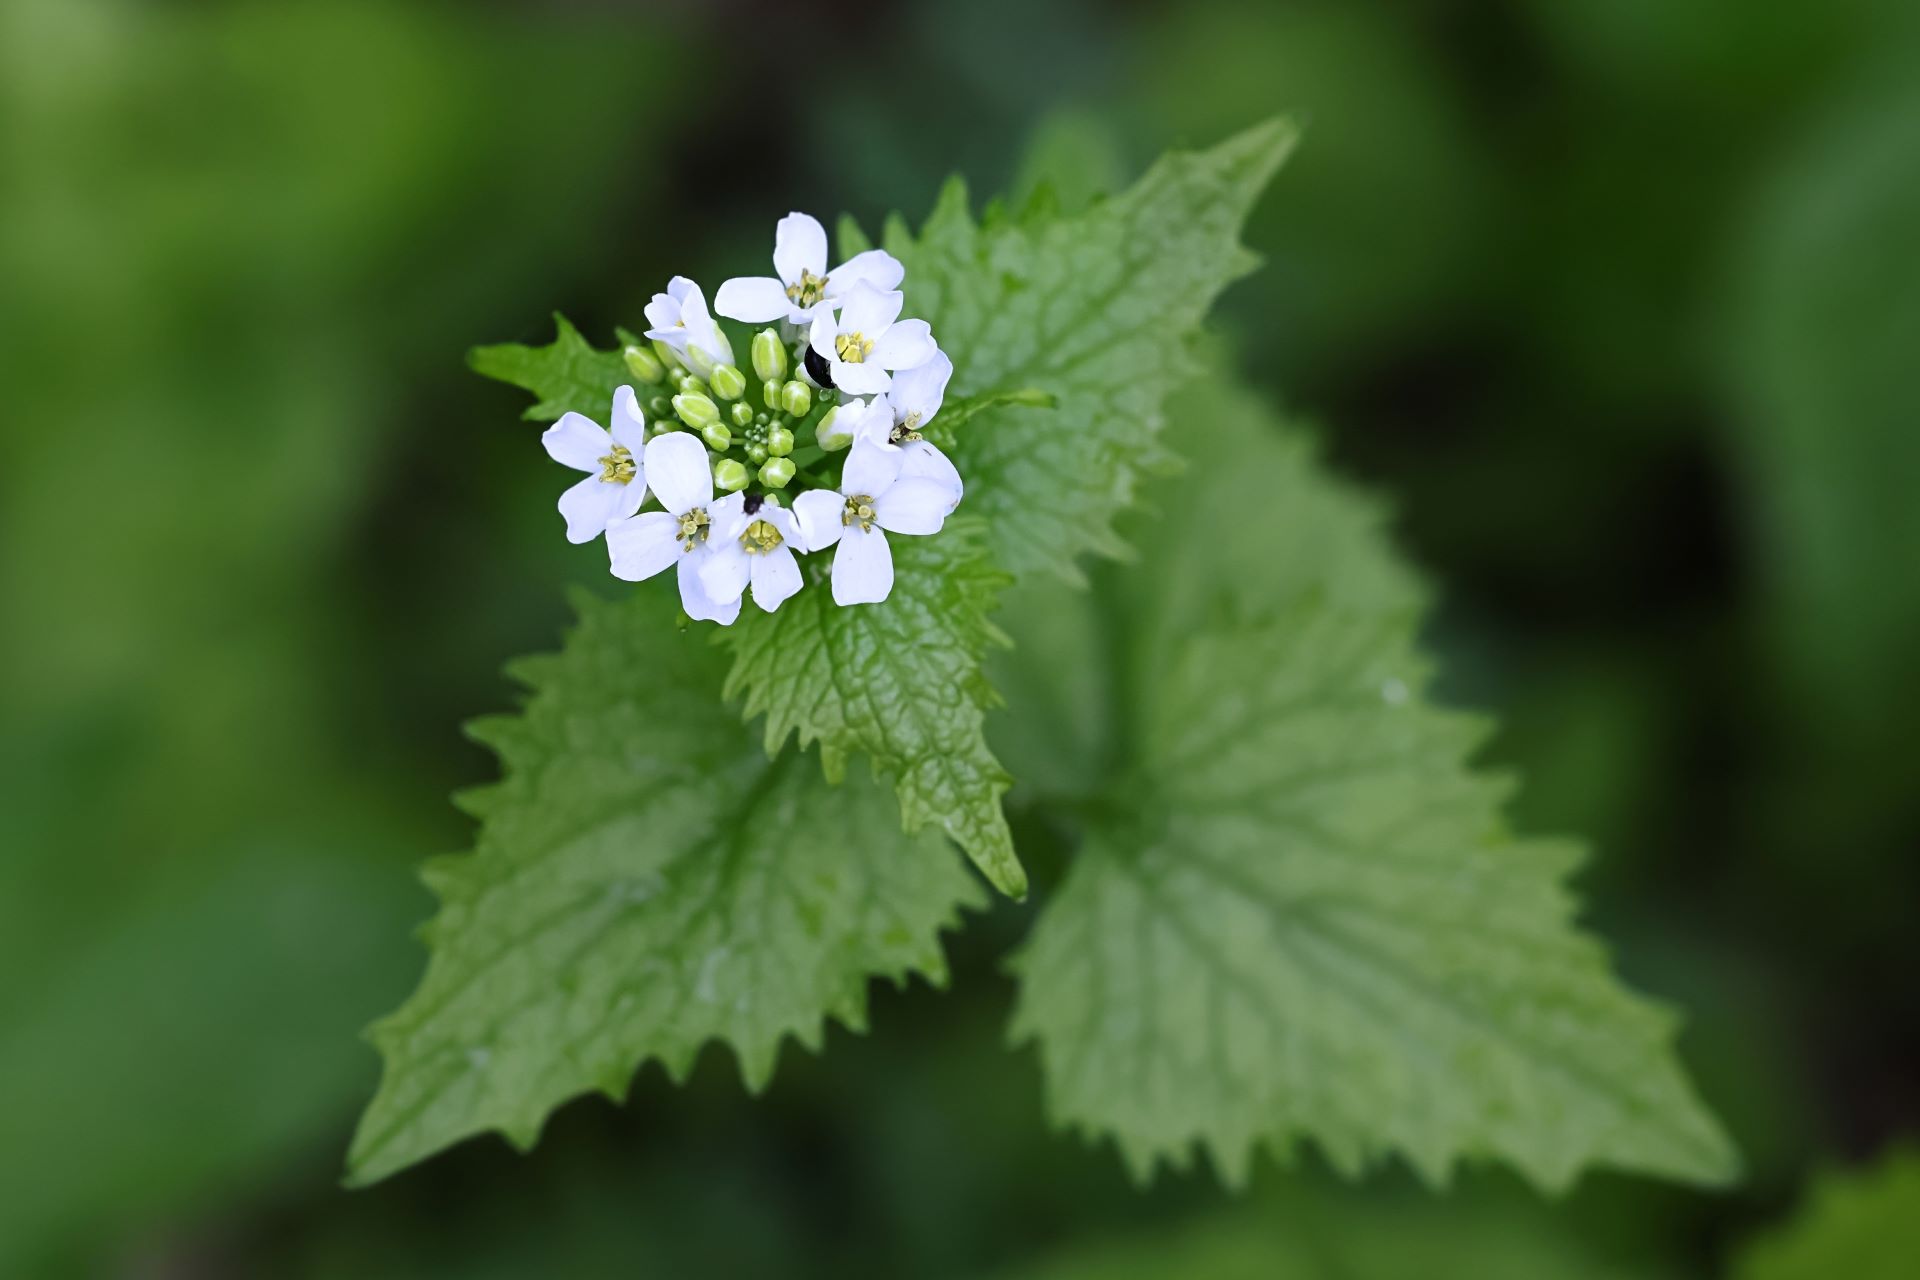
[871,319,935,371]
[808,311,838,362]
[831,527,893,606]
[842,439,904,499]
[714,276,793,324]
[875,477,955,536]
[609,385,649,453]
[699,543,751,604]
[558,474,626,543]
[899,441,963,508]
[826,248,904,297]
[792,489,846,551]
[677,550,741,625]
[837,284,903,338]
[605,511,681,581]
[832,360,892,396]
[750,546,804,612]
[643,431,712,514]
[543,412,609,472]
[890,350,952,425]
[773,212,828,284]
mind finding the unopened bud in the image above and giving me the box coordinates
[622,344,665,383]
[815,405,852,452]
[710,364,747,401]
[730,401,754,428]
[751,328,788,382]
[651,338,681,372]
[746,443,769,464]
[780,381,812,418]
[673,393,719,429]
[700,422,732,452]
[712,458,750,493]
[758,457,796,489]
[683,343,719,380]
[762,378,783,411]
[766,426,795,457]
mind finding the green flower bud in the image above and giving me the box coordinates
[751,328,788,382]
[758,456,796,489]
[780,381,812,418]
[730,401,754,428]
[622,343,665,384]
[673,393,719,429]
[762,378,783,411]
[766,426,795,457]
[746,443,769,465]
[651,338,681,372]
[712,457,750,493]
[648,395,671,418]
[814,405,852,452]
[710,363,747,401]
[700,421,733,452]
[683,343,719,380]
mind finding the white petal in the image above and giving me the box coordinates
[758,497,801,546]
[826,248,904,297]
[792,489,846,551]
[875,477,955,536]
[750,546,804,612]
[558,474,626,543]
[899,441,963,508]
[773,212,828,284]
[666,276,701,309]
[714,275,793,324]
[699,543,752,604]
[871,319,935,371]
[605,511,682,580]
[609,385,649,453]
[833,360,893,396]
[543,412,609,472]
[643,292,680,332]
[643,431,713,514]
[837,283,903,339]
[890,349,952,425]
[678,550,741,625]
[831,527,894,606]
[808,311,838,361]
[842,438,904,499]
[708,491,749,541]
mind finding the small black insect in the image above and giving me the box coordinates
[742,493,764,515]
[803,345,835,390]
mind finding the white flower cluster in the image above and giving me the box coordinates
[540,213,964,626]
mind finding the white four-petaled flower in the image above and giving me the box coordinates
[700,493,806,614]
[714,212,904,326]
[605,432,740,625]
[643,276,735,376]
[792,440,960,606]
[541,384,650,543]
[807,282,936,396]
[851,350,964,508]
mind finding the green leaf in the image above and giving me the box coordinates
[1003,370,1736,1192]
[469,313,630,422]
[346,583,982,1185]
[718,123,1295,901]
[1735,1149,1920,1280]
[722,522,1023,897]
[885,117,1298,582]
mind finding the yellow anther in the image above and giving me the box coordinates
[597,442,637,485]
[785,271,830,309]
[835,331,874,364]
[842,495,877,532]
[740,518,783,555]
[677,507,710,552]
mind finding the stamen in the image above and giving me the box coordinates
[835,331,874,364]
[677,507,710,552]
[598,442,637,485]
[841,495,877,532]
[740,519,783,555]
[784,270,830,309]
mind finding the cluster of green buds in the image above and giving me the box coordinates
[623,329,827,497]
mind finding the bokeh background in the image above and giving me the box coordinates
[3,0,1916,1275]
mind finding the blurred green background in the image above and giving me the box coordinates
[2,0,1916,1274]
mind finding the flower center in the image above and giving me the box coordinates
[598,442,637,485]
[841,494,877,532]
[835,331,874,364]
[740,519,783,555]
[785,270,829,308]
[676,507,710,552]
[890,411,923,445]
